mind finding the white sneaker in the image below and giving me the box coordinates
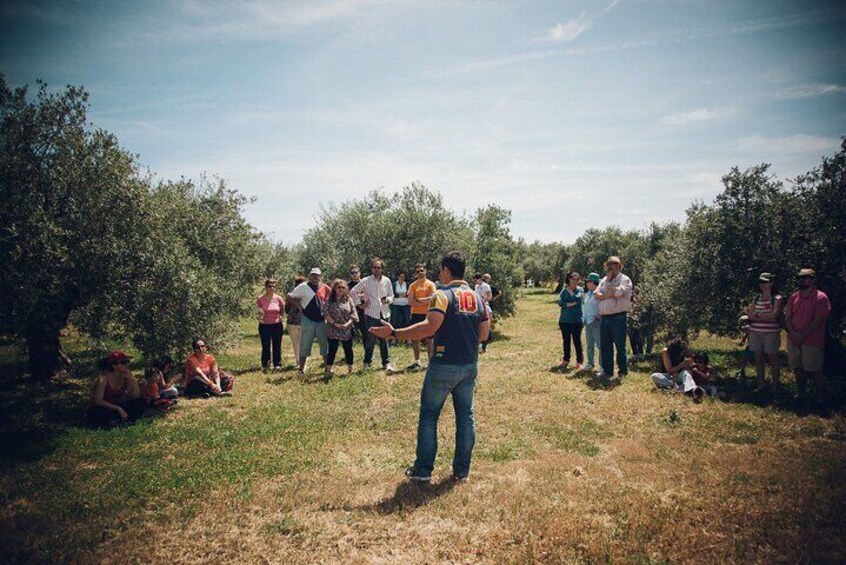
[595,370,606,378]
[582,364,594,371]
[385,364,397,375]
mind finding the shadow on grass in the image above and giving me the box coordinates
[359,479,458,514]
[0,371,90,469]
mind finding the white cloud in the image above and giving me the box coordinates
[540,14,592,43]
[774,83,846,100]
[661,107,738,126]
[535,0,621,43]
[737,134,839,155]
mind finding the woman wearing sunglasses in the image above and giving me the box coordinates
[87,350,145,427]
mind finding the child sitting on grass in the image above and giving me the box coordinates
[141,366,177,410]
[690,351,717,398]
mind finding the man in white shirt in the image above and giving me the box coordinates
[354,257,396,373]
[594,256,633,379]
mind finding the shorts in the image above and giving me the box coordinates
[748,332,780,355]
[787,341,824,372]
[410,313,427,324]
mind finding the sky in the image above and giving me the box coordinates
[2,0,845,244]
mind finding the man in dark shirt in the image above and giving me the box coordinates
[347,264,367,347]
[287,268,331,374]
[371,251,490,482]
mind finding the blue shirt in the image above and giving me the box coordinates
[558,286,584,324]
[429,281,488,365]
[583,289,599,325]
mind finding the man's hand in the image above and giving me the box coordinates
[369,320,395,339]
[117,407,128,421]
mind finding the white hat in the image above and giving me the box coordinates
[309,267,322,276]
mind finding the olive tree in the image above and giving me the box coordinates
[0,77,264,379]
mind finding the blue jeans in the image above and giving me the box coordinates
[390,304,411,329]
[414,362,477,478]
[364,315,391,366]
[600,313,628,376]
[299,317,328,360]
[585,320,601,366]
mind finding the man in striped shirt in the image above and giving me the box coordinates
[354,257,396,373]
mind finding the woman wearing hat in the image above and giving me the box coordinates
[87,350,145,427]
[583,273,602,371]
[747,272,783,392]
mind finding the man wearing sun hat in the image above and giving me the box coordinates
[287,267,331,374]
[785,268,831,412]
[594,256,633,379]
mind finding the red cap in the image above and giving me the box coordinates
[106,350,132,364]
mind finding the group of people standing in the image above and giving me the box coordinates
[556,255,634,379]
[255,258,499,382]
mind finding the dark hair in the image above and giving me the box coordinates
[565,271,581,284]
[328,279,348,302]
[441,251,466,279]
[265,278,277,288]
[293,275,306,286]
[693,350,710,366]
[144,366,163,382]
[415,263,426,271]
[192,339,205,350]
[667,338,687,360]
[96,356,110,373]
[154,355,174,372]
[473,273,483,280]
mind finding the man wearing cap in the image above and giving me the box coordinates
[287,268,332,374]
[594,256,633,379]
[583,272,602,371]
[786,268,831,411]
[370,250,490,483]
[354,257,396,373]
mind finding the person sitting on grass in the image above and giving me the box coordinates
[141,366,177,410]
[184,340,232,397]
[87,350,146,427]
[650,339,705,403]
[152,355,182,397]
[690,351,717,398]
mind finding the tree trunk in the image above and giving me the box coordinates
[26,326,63,382]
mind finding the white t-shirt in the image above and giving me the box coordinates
[393,281,408,306]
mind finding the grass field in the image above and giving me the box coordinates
[1,290,845,564]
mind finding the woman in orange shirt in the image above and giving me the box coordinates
[184,340,231,397]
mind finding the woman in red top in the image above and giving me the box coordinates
[184,340,231,397]
[87,350,145,427]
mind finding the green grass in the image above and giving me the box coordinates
[1,290,845,563]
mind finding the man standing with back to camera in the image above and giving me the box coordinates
[370,251,490,483]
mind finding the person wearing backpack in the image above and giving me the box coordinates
[747,272,784,393]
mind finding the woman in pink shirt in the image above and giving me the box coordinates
[256,278,285,371]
